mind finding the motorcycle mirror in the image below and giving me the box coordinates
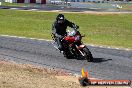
[82,34,85,37]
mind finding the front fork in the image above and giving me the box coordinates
[75,45,85,57]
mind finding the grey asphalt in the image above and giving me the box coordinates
[0,36,132,81]
[0,5,97,12]
[0,5,131,12]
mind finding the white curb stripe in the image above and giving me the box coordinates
[87,44,131,51]
[0,35,131,51]
[30,9,38,11]
[0,35,52,41]
[10,8,18,10]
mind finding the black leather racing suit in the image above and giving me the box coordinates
[52,19,77,51]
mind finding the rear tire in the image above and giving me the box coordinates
[82,47,93,62]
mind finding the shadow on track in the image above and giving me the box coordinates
[92,58,112,63]
[72,57,112,63]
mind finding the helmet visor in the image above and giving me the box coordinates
[57,16,64,23]
[58,19,64,23]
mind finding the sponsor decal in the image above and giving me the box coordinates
[78,68,131,86]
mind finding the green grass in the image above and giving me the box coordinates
[0,9,132,49]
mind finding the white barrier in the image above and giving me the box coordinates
[4,0,17,3]
[50,0,63,5]
[25,0,30,3]
[36,0,41,3]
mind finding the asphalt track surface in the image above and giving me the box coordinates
[0,5,132,12]
[0,36,132,81]
[0,5,101,12]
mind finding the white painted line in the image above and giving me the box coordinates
[87,43,131,51]
[10,8,18,10]
[0,35,52,41]
[49,10,62,12]
[1,35,18,37]
[1,35,27,39]
[125,49,130,51]
[107,47,111,48]
[90,45,95,47]
[30,9,38,11]
[0,35,131,51]
[29,38,37,40]
[99,46,103,48]
[22,6,28,7]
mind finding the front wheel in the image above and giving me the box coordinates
[81,47,93,62]
[63,51,73,59]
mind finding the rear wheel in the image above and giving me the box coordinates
[81,47,93,62]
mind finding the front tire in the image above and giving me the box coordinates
[63,51,73,59]
[81,47,93,62]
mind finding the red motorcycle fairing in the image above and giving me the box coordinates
[64,36,75,44]
[78,45,86,49]
[64,35,81,44]
[55,30,93,61]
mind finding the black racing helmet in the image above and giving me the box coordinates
[56,14,65,24]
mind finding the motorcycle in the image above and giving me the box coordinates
[52,28,93,62]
